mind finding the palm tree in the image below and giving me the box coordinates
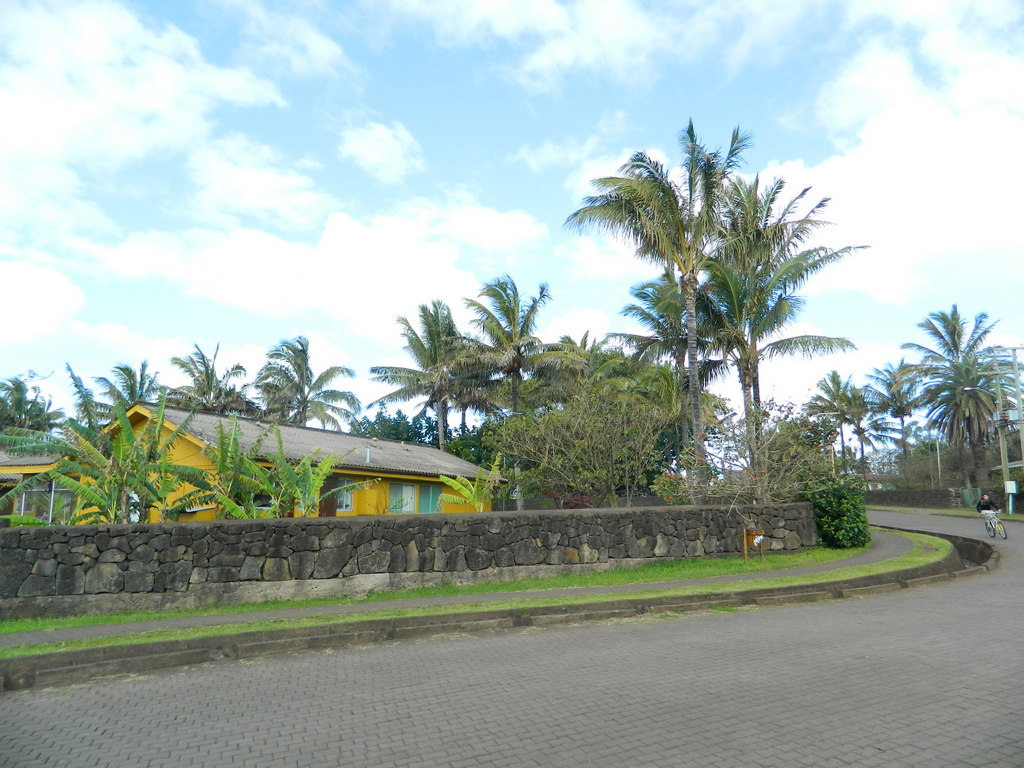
[806,370,857,471]
[169,344,253,415]
[706,175,856,419]
[567,120,751,475]
[902,306,998,487]
[464,275,556,510]
[255,336,361,430]
[846,387,897,480]
[464,276,555,417]
[613,272,726,463]
[94,361,162,411]
[369,300,464,451]
[864,360,920,481]
[0,377,64,433]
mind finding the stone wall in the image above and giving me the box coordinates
[864,489,962,509]
[0,503,816,617]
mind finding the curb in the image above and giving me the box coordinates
[0,529,996,691]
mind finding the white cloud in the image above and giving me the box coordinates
[338,120,425,185]
[78,193,550,345]
[187,135,340,231]
[0,261,86,341]
[377,0,824,89]
[0,0,282,246]
[756,7,1024,305]
[217,0,356,77]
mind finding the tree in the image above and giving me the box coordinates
[0,393,206,524]
[863,360,920,482]
[94,361,162,411]
[369,301,463,450]
[169,344,253,415]
[437,455,503,513]
[349,406,431,444]
[0,377,64,433]
[490,384,668,508]
[464,275,557,510]
[902,306,998,487]
[567,121,751,478]
[706,175,855,424]
[256,336,361,430]
[806,371,857,471]
[193,417,273,519]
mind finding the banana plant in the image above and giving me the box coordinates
[436,454,503,512]
[0,392,204,524]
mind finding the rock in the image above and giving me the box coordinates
[289,551,315,580]
[85,563,124,594]
[18,574,55,597]
[263,558,292,581]
[465,547,493,571]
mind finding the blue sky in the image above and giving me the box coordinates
[3,0,1023,419]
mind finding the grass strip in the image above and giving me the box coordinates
[0,545,866,635]
[0,531,949,660]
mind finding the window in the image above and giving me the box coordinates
[388,483,416,513]
[419,484,442,514]
[337,482,354,512]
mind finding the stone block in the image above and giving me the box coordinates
[512,538,546,566]
[31,558,58,577]
[207,566,241,583]
[465,547,492,571]
[123,570,154,593]
[85,563,124,594]
[162,562,192,592]
[289,534,320,552]
[98,549,126,563]
[263,558,292,581]
[289,551,315,580]
[312,546,351,579]
[239,556,263,581]
[56,564,85,595]
[18,574,55,597]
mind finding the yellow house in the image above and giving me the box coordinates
[0,404,492,522]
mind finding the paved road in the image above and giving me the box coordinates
[2,511,1021,768]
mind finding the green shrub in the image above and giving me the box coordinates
[806,478,870,548]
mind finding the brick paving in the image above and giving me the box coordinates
[1,511,1021,767]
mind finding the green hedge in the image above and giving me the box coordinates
[806,478,871,549]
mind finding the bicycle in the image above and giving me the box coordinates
[981,510,1008,539]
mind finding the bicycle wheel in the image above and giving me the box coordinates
[997,520,1007,539]
[985,518,996,537]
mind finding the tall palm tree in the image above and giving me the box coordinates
[464,275,556,510]
[169,344,253,415]
[902,306,998,487]
[256,336,360,430]
[464,275,555,417]
[864,360,920,481]
[806,370,857,471]
[846,386,897,480]
[567,121,751,475]
[706,175,856,420]
[369,300,464,451]
[94,361,162,410]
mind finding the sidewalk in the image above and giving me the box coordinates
[1,529,913,649]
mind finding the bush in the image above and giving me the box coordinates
[806,478,870,548]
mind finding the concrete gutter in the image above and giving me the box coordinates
[0,528,997,691]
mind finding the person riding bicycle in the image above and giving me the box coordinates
[977,494,1001,514]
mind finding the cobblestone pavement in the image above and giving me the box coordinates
[2,511,1021,768]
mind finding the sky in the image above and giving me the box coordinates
[2,0,1024,423]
